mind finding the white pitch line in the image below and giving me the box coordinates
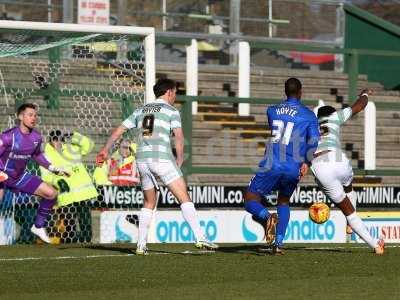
[0,253,134,262]
[0,246,398,262]
[181,250,216,254]
[0,250,215,262]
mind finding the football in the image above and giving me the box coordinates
[309,202,330,224]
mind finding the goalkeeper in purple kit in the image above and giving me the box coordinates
[0,103,68,243]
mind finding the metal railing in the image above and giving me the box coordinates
[162,32,400,104]
[178,95,400,178]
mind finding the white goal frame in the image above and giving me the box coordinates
[0,20,156,103]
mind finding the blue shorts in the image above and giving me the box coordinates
[247,168,299,198]
[0,172,42,195]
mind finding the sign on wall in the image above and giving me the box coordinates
[93,185,400,209]
[78,0,109,25]
[93,185,244,209]
[289,186,400,208]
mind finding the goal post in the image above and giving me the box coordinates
[0,21,156,245]
[0,20,155,103]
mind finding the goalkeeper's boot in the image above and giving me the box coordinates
[135,244,149,256]
[195,239,219,250]
[30,225,51,244]
[374,239,385,255]
[264,213,278,245]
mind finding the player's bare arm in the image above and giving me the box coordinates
[351,88,373,115]
[97,125,127,163]
[299,163,309,180]
[173,127,184,168]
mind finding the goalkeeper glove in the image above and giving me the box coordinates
[49,165,70,177]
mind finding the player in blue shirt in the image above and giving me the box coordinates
[244,78,320,254]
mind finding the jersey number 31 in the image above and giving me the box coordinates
[271,120,294,145]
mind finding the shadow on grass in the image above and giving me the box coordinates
[218,244,270,254]
[55,244,211,256]
[56,243,134,254]
[55,243,352,256]
[284,246,351,253]
[218,244,351,255]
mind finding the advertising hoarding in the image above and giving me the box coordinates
[350,212,400,244]
[100,210,347,244]
[94,185,400,209]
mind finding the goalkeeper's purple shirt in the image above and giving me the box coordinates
[0,126,50,179]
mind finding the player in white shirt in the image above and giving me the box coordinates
[97,79,218,255]
[311,89,384,255]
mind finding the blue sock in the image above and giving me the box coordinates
[244,200,270,221]
[276,204,290,246]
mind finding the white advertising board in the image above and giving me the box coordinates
[351,212,400,244]
[100,211,139,243]
[0,216,20,245]
[100,210,347,244]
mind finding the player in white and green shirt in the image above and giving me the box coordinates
[316,105,353,154]
[310,88,384,255]
[122,96,183,170]
[97,78,218,255]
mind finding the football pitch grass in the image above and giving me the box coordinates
[0,243,399,300]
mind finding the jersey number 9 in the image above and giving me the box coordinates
[142,114,155,137]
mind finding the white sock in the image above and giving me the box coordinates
[346,191,357,210]
[180,202,205,242]
[137,208,153,247]
[346,212,378,249]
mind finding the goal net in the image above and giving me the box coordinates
[0,21,155,245]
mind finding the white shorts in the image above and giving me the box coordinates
[311,151,353,204]
[137,160,183,191]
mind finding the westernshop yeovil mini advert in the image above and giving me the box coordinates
[94,185,400,209]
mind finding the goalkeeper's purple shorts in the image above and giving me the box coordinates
[0,172,42,195]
